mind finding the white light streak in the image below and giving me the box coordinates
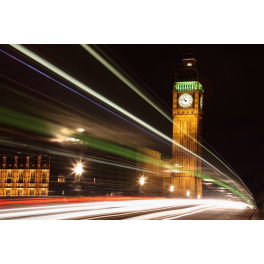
[67,138,79,141]
[0,199,252,220]
[79,46,247,193]
[9,44,253,204]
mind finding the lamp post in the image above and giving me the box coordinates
[74,163,83,196]
[140,176,145,196]
[170,185,174,197]
[187,190,190,198]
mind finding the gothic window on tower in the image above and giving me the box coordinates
[30,171,35,183]
[19,171,23,183]
[7,171,12,183]
[42,171,47,183]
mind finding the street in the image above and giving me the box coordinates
[0,198,255,220]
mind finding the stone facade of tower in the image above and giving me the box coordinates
[135,146,171,196]
[171,48,203,198]
[0,155,50,196]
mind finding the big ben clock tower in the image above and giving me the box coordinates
[172,48,203,198]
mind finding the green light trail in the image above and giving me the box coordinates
[194,171,255,207]
[80,44,249,194]
[0,135,254,206]
[0,105,58,137]
[8,44,254,205]
[0,105,167,172]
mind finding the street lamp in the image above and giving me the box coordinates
[139,176,145,195]
[74,163,83,194]
[74,163,83,175]
[198,194,200,199]
[140,177,145,186]
[187,190,190,197]
[170,185,174,192]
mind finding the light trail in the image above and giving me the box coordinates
[0,199,252,220]
[80,44,172,122]
[0,108,250,203]
[1,46,254,205]
[125,205,213,220]
[80,44,247,191]
[0,137,168,178]
[5,46,250,201]
[163,206,217,220]
[103,44,172,110]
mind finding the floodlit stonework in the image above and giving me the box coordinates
[171,48,203,198]
[136,147,171,196]
[0,155,50,196]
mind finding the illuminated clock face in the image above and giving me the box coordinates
[200,96,203,110]
[178,93,193,108]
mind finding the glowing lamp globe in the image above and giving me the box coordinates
[74,163,83,175]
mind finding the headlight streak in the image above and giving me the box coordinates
[0,200,178,220]
[80,45,248,194]
[163,206,218,220]
[80,44,171,121]
[0,125,244,202]
[125,205,214,220]
[103,44,172,110]
[1,46,254,205]
[0,199,251,220]
[0,111,245,202]
[197,134,251,194]
[0,138,167,177]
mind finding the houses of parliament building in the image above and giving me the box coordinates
[0,154,50,196]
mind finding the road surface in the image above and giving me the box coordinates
[0,198,255,220]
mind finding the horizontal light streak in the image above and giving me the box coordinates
[80,45,246,191]
[2,46,254,205]
[8,45,245,199]
[0,199,252,220]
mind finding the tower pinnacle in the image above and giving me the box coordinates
[177,47,199,82]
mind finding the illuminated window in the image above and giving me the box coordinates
[30,171,35,183]
[42,171,47,183]
[19,171,23,183]
[41,189,46,195]
[58,174,65,183]
[187,63,192,66]
[7,171,12,183]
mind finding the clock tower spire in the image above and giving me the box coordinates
[172,47,203,198]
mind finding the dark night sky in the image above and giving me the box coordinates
[97,44,264,181]
[1,44,264,185]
